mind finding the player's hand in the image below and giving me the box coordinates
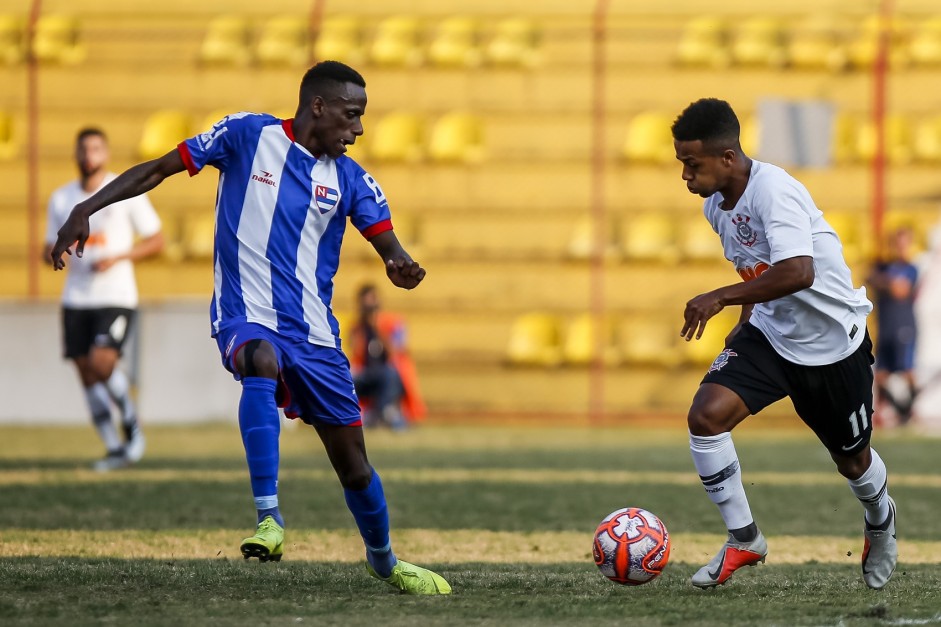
[682,291,724,341]
[386,258,426,289]
[50,209,90,271]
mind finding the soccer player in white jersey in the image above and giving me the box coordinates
[671,99,897,590]
[49,61,450,595]
[43,128,164,471]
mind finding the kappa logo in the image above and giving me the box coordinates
[731,213,759,247]
[251,170,277,187]
[707,348,738,374]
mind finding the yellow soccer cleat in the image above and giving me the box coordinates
[240,515,284,562]
[367,559,452,595]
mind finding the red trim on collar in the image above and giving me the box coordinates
[282,118,295,142]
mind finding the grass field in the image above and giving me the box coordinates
[1,422,940,626]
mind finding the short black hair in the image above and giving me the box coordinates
[299,60,366,105]
[76,127,107,145]
[671,98,740,154]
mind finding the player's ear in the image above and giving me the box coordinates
[310,96,326,118]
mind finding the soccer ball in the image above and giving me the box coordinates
[593,507,671,585]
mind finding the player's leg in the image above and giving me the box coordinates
[315,421,450,594]
[231,337,286,561]
[792,331,896,589]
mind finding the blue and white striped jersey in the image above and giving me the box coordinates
[178,112,392,348]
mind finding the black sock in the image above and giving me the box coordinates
[730,522,758,543]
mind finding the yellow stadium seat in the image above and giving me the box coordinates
[139,110,191,161]
[910,16,941,66]
[567,215,618,261]
[0,111,17,160]
[622,111,675,165]
[913,114,941,163]
[485,17,539,68]
[787,15,847,71]
[506,312,562,367]
[831,111,861,165]
[257,15,309,67]
[846,15,910,69]
[619,315,679,367]
[369,16,422,67]
[731,17,787,68]
[679,217,723,262]
[427,112,484,163]
[740,114,760,157]
[32,14,85,64]
[428,16,480,68]
[562,314,620,367]
[199,15,252,66]
[182,213,215,260]
[0,15,25,65]
[856,113,913,166]
[824,211,863,263]
[368,112,422,163]
[675,17,729,68]
[620,214,678,263]
[679,307,740,366]
[313,16,364,65]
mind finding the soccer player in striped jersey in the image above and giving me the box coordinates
[672,98,896,591]
[50,61,450,595]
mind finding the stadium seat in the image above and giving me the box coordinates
[32,14,85,64]
[622,111,675,165]
[138,110,191,161]
[678,217,723,262]
[856,113,913,165]
[257,15,309,67]
[831,111,861,165]
[368,112,422,163]
[0,111,17,160]
[561,313,620,367]
[369,16,423,67]
[182,213,215,260]
[0,15,25,65]
[313,16,364,65]
[619,315,679,367]
[199,15,252,66]
[427,112,484,163]
[567,215,619,261]
[846,15,910,69]
[679,307,739,366]
[787,15,847,71]
[740,114,761,157]
[428,16,481,68]
[913,114,941,163]
[909,16,941,66]
[824,212,863,263]
[675,16,729,68]
[506,313,562,367]
[484,17,539,68]
[731,17,787,68]
[619,214,678,264]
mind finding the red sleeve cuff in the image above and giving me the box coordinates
[360,219,393,239]
[177,142,200,177]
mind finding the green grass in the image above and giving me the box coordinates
[1,424,940,626]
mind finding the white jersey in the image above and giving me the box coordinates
[45,173,161,309]
[704,159,872,366]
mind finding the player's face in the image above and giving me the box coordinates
[313,82,366,159]
[76,135,109,178]
[674,139,731,198]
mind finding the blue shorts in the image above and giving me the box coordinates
[215,321,362,427]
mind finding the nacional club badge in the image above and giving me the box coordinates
[314,185,339,214]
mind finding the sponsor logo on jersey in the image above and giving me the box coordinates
[251,170,277,187]
[731,213,759,247]
[707,348,738,373]
[314,185,339,214]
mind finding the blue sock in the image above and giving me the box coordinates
[344,469,397,577]
[239,377,283,528]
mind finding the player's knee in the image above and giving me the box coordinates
[237,340,279,380]
[832,447,871,480]
[687,398,728,436]
[338,465,373,491]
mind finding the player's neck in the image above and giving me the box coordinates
[80,169,107,193]
[290,116,323,158]
[718,156,752,210]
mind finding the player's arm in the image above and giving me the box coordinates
[682,256,813,341]
[50,150,185,270]
[93,232,166,272]
[368,230,426,290]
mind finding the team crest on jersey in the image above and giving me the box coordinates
[314,185,339,214]
[731,213,758,247]
[707,348,738,373]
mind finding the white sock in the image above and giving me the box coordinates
[847,448,891,527]
[105,369,137,429]
[85,383,122,452]
[689,431,755,531]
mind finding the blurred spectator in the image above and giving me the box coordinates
[868,226,919,425]
[348,284,426,429]
[43,127,164,469]
[914,220,941,431]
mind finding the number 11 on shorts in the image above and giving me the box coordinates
[849,403,869,438]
